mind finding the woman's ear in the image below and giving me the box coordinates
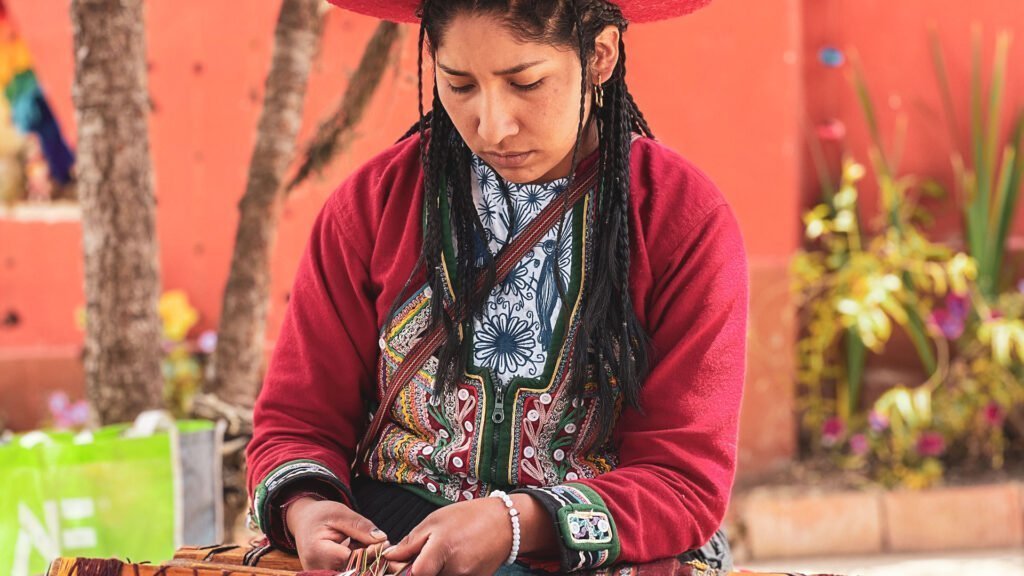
[591,25,621,84]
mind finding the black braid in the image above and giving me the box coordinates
[620,38,654,138]
[550,2,593,312]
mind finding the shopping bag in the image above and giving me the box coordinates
[0,414,223,576]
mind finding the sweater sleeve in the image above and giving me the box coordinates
[514,203,748,571]
[245,190,380,551]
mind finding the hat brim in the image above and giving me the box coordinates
[327,0,711,24]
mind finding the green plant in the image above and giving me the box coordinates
[793,157,973,429]
[795,30,1024,489]
[931,26,1024,301]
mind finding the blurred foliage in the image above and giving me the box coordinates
[794,29,1024,489]
[931,27,1024,302]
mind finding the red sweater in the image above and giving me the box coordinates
[246,134,748,571]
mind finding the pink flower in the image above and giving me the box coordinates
[849,433,869,456]
[983,402,1005,427]
[868,410,889,432]
[821,417,845,447]
[816,119,847,141]
[929,293,968,340]
[48,391,69,415]
[48,391,90,430]
[915,432,946,457]
[197,330,218,354]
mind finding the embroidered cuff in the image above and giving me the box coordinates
[512,483,620,572]
[252,459,354,551]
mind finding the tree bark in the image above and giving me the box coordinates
[287,21,402,192]
[206,0,325,407]
[71,0,164,424]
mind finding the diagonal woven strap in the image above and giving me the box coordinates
[358,156,600,465]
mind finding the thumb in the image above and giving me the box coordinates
[325,507,390,548]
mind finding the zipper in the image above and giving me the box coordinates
[491,384,506,424]
[489,382,506,483]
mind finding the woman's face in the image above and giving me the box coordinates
[434,13,596,184]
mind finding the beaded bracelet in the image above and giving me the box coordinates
[489,490,521,566]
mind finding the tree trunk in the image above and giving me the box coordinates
[206,0,325,407]
[71,0,164,425]
[287,21,402,192]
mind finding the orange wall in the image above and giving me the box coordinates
[0,0,802,350]
[803,0,1024,243]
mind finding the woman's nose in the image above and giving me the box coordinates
[476,93,519,146]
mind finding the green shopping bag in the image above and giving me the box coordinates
[0,417,218,576]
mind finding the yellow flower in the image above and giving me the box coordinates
[833,209,855,232]
[945,253,977,296]
[977,318,1024,367]
[159,290,199,342]
[803,205,831,239]
[834,185,858,210]
[843,159,867,182]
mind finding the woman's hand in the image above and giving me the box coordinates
[285,497,390,570]
[382,494,558,576]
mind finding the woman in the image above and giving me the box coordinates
[246,1,747,574]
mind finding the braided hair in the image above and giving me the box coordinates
[387,0,655,437]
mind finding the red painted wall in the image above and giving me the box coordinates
[803,0,1024,241]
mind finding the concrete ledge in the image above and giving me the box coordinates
[734,487,884,559]
[883,483,1023,552]
[730,482,1024,561]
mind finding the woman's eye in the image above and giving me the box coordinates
[448,83,474,94]
[447,80,543,94]
[513,79,544,92]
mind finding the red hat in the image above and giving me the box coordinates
[326,0,711,24]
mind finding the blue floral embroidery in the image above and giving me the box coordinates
[475,312,536,374]
[521,184,553,212]
[468,154,576,387]
[500,261,533,298]
[478,193,498,228]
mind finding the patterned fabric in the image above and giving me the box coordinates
[360,157,621,521]
[468,153,574,389]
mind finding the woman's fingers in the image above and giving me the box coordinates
[301,538,354,571]
[325,505,390,547]
[381,527,430,562]
[406,534,450,576]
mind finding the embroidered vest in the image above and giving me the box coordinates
[361,154,619,505]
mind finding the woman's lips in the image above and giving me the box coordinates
[483,150,533,169]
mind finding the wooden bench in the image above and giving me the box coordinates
[45,543,839,576]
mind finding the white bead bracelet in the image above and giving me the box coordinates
[489,490,521,566]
